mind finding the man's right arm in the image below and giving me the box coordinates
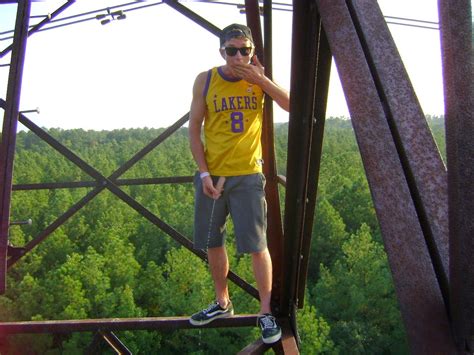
[189,71,209,174]
[188,71,220,199]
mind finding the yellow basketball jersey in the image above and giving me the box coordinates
[203,66,264,176]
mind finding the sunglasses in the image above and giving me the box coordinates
[224,47,252,56]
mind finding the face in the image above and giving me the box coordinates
[220,37,254,65]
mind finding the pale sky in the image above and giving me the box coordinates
[0,0,452,131]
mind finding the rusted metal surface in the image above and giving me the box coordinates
[438,0,474,351]
[245,0,264,61]
[315,0,457,353]
[246,0,286,316]
[274,318,300,355]
[259,1,286,303]
[282,0,327,319]
[0,0,31,295]
[238,318,299,355]
[0,314,259,334]
[348,0,450,303]
[295,20,331,310]
[12,176,194,191]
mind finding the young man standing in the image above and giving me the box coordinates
[188,23,290,344]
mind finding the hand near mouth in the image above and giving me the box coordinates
[232,55,265,85]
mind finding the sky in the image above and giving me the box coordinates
[0,0,460,131]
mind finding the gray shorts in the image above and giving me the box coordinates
[193,172,267,254]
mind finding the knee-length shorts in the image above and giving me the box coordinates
[193,172,267,254]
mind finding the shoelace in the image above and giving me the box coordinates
[260,315,276,329]
[203,301,220,313]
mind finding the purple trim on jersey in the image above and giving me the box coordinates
[217,66,241,82]
[203,69,212,97]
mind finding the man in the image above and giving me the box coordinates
[188,23,290,345]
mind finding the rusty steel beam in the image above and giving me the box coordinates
[315,0,457,353]
[245,0,264,61]
[0,0,31,294]
[237,318,299,355]
[438,0,474,351]
[273,318,300,354]
[260,0,285,318]
[0,315,259,334]
[282,0,325,319]
[295,19,331,309]
[245,0,286,316]
[12,176,194,191]
[348,0,450,303]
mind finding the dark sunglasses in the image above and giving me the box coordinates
[224,47,252,56]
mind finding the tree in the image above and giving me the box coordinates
[313,224,408,354]
[308,198,348,285]
[297,301,337,354]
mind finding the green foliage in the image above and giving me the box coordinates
[308,198,348,285]
[2,117,441,352]
[313,224,409,354]
[297,302,337,354]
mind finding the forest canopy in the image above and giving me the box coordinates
[0,116,445,354]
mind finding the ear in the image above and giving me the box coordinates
[219,48,226,60]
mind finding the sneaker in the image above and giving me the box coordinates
[258,313,282,344]
[189,301,234,326]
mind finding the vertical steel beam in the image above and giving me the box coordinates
[282,0,323,319]
[245,0,264,61]
[0,0,31,294]
[348,0,450,304]
[294,24,331,309]
[282,0,333,316]
[315,0,457,353]
[246,0,286,316]
[438,0,474,351]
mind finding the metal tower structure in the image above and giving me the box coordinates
[0,0,473,353]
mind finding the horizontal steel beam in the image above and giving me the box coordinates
[0,315,259,334]
[13,176,194,191]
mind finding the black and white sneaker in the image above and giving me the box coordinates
[258,313,282,344]
[189,301,234,326]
